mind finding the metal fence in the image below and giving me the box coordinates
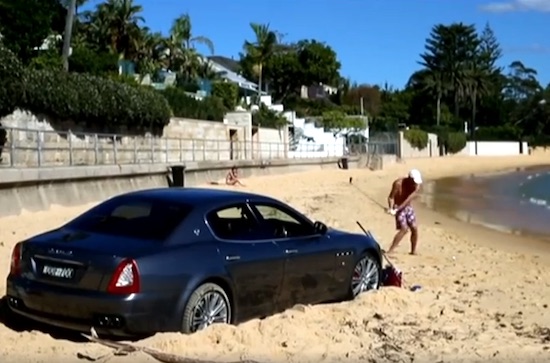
[368,132,399,155]
[0,126,370,168]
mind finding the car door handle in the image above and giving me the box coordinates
[285,249,298,254]
[225,255,240,261]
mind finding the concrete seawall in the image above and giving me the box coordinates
[0,157,358,217]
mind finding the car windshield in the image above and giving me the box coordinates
[66,196,193,241]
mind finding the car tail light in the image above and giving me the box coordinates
[10,242,23,276]
[107,259,140,294]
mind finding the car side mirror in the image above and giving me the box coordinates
[313,221,328,235]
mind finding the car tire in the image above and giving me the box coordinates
[349,252,381,298]
[181,282,231,334]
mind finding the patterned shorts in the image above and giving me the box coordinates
[395,205,416,230]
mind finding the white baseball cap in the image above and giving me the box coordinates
[408,169,423,184]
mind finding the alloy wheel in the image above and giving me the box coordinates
[190,291,230,332]
[351,255,380,296]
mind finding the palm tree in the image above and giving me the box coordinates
[169,13,214,54]
[59,0,88,15]
[243,23,278,101]
[408,69,447,126]
[92,0,144,60]
[464,62,490,134]
[134,28,164,80]
[162,13,215,81]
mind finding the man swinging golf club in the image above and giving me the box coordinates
[386,169,423,255]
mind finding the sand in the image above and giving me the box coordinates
[1,155,550,363]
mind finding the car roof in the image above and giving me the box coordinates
[120,187,276,207]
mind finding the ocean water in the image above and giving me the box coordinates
[424,165,550,239]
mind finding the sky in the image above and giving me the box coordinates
[82,0,550,89]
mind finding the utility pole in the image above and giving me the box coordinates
[61,0,77,72]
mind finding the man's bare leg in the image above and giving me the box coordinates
[409,226,418,255]
[386,228,408,254]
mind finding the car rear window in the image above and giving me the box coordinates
[67,196,193,241]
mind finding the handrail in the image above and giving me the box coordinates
[0,125,396,168]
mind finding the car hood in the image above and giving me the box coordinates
[328,227,381,244]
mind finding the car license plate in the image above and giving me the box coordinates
[42,265,74,279]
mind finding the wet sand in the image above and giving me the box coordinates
[423,164,550,241]
[0,155,550,362]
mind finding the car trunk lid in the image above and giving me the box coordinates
[22,228,159,291]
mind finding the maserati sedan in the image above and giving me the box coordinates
[6,188,382,336]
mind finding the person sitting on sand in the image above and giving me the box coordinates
[386,169,422,255]
[226,166,245,186]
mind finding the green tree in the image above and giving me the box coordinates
[68,46,119,75]
[244,39,342,104]
[375,88,415,131]
[163,13,215,84]
[406,69,448,127]
[477,23,502,74]
[296,40,340,87]
[252,104,288,129]
[242,23,278,101]
[420,23,480,118]
[341,84,381,117]
[80,0,144,60]
[321,110,365,136]
[211,81,239,111]
[0,0,64,63]
[263,49,302,101]
[474,23,506,128]
[0,44,24,117]
[133,28,164,78]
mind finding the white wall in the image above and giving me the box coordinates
[255,127,287,159]
[289,117,345,158]
[459,141,528,156]
[398,131,529,159]
[398,132,438,158]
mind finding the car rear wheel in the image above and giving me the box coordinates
[181,283,231,334]
[350,253,381,297]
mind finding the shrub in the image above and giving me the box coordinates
[284,96,342,117]
[28,49,63,71]
[161,87,225,121]
[108,74,141,87]
[211,81,239,111]
[403,128,428,150]
[20,69,171,130]
[0,44,25,117]
[69,46,119,76]
[445,132,467,154]
[471,125,519,141]
[252,104,288,129]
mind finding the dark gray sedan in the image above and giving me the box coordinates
[6,188,382,336]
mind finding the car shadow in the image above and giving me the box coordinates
[0,296,89,342]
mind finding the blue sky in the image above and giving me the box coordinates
[82,0,550,89]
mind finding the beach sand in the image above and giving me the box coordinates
[1,155,550,362]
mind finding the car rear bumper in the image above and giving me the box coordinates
[6,276,179,337]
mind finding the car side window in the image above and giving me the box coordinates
[206,204,260,241]
[252,203,315,238]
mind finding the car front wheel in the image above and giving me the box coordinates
[181,283,231,334]
[350,253,381,297]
